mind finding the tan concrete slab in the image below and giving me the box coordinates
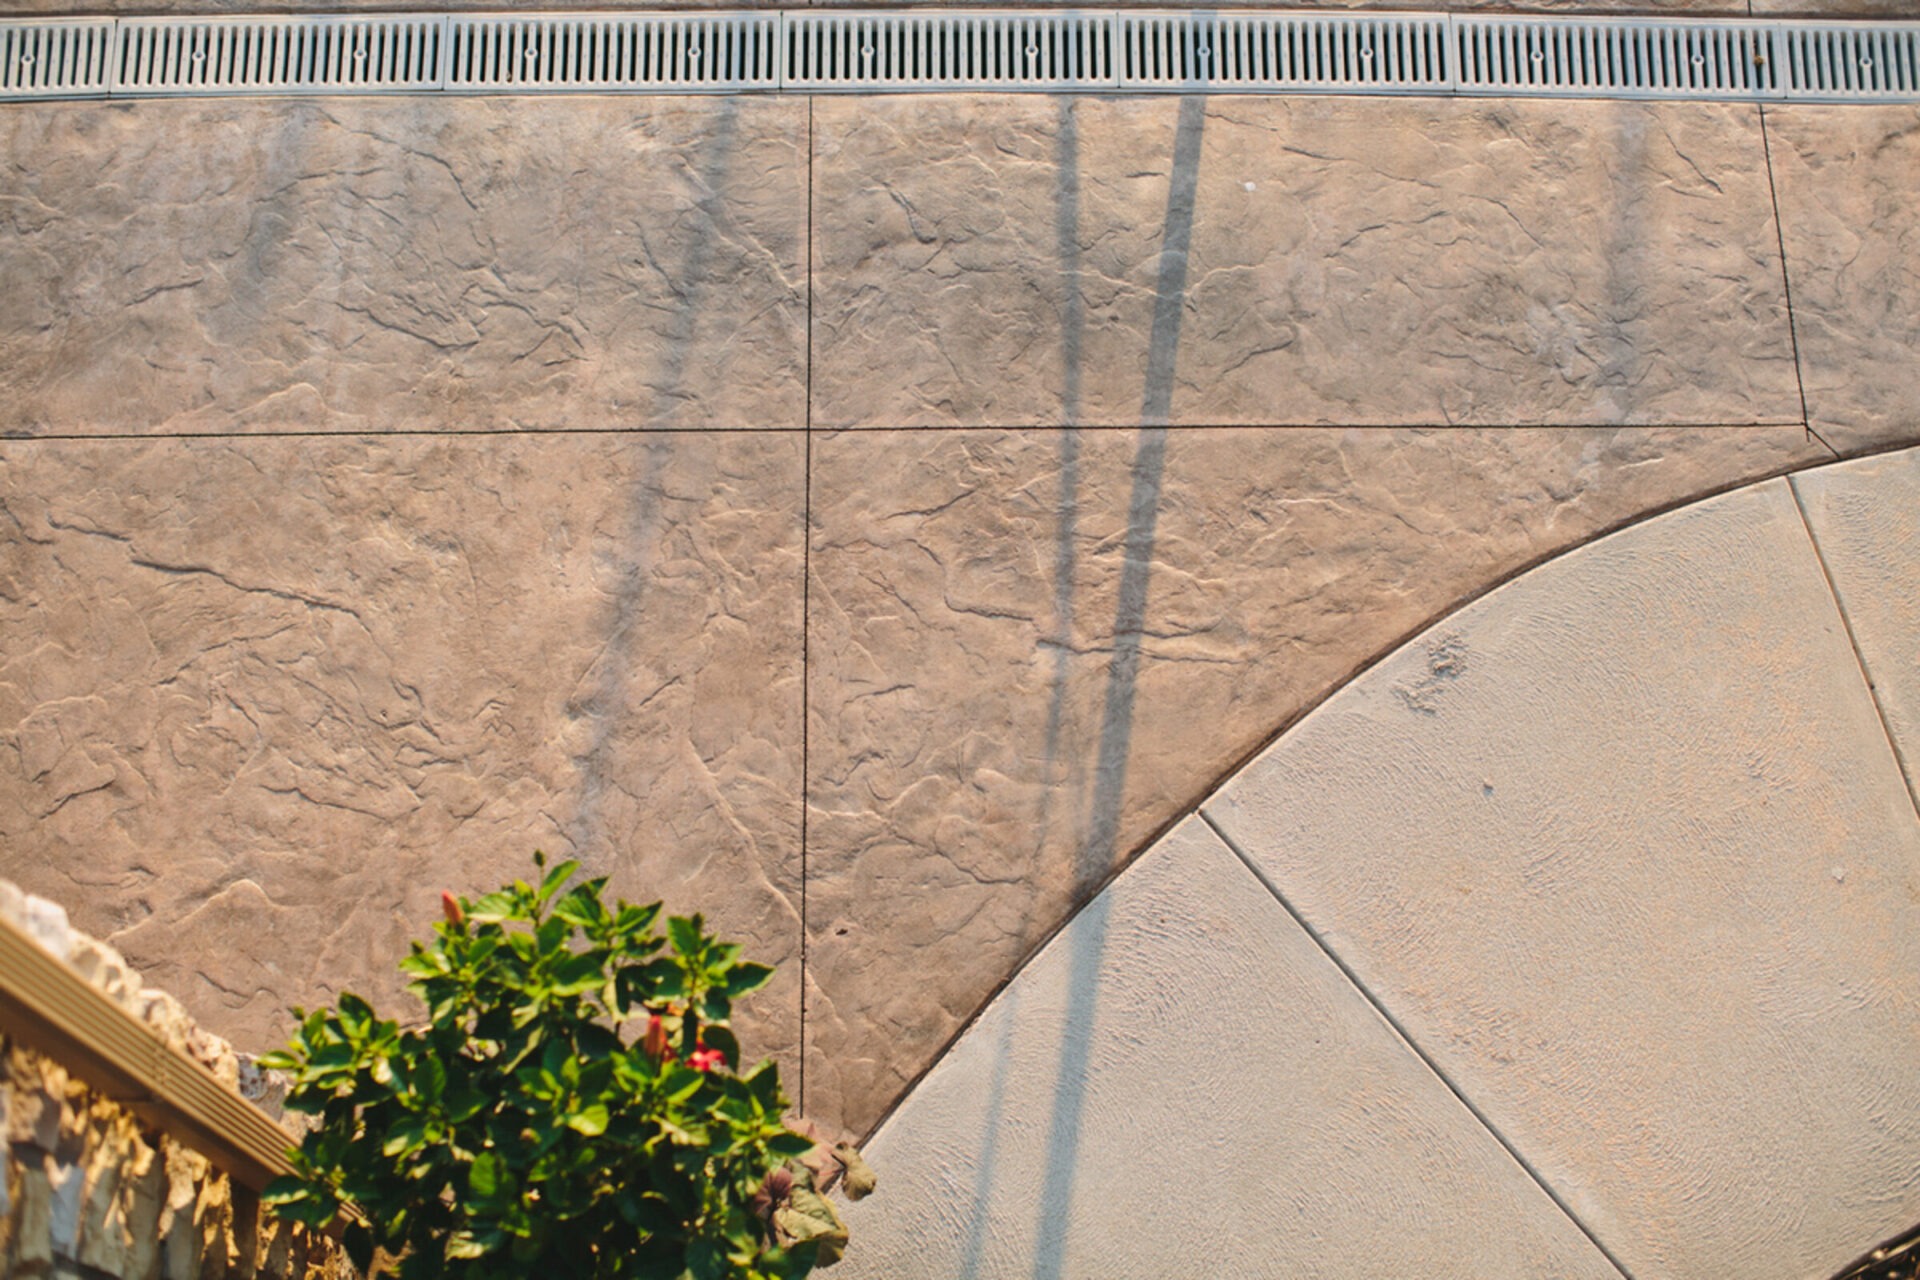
[1767,106,1920,446]
[799,424,1914,1136]
[837,818,1622,1280]
[0,99,806,434]
[0,433,806,1067]
[1793,446,1920,808]
[809,96,1799,429]
[1205,478,1920,1280]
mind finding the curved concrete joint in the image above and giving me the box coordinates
[853,450,1920,1279]
[838,817,1622,1280]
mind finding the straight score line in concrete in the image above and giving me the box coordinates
[0,422,1820,443]
[1196,807,1640,1280]
[1786,474,1920,823]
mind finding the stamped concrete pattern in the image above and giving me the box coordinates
[0,99,806,435]
[836,818,1622,1280]
[0,433,806,1061]
[1793,448,1920,808]
[1767,106,1920,447]
[811,96,1799,429]
[1206,476,1920,1280]
[801,423,1906,1135]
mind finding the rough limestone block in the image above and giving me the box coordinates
[810,96,1797,428]
[839,818,1620,1280]
[1205,478,1920,1279]
[801,423,1920,1134]
[1766,106,1920,444]
[1792,445,1920,804]
[0,99,806,434]
[21,897,70,960]
[0,433,805,1071]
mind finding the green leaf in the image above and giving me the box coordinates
[565,1104,610,1137]
[667,915,702,958]
[468,889,519,924]
[253,1050,298,1072]
[534,859,580,908]
[469,1151,514,1201]
[723,962,775,999]
[687,1237,727,1280]
[381,1114,431,1158]
[260,1175,313,1207]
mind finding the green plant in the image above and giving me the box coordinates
[259,853,867,1280]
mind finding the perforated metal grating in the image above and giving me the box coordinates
[0,9,1916,103]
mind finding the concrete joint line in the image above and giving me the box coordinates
[4,10,1919,103]
[1197,807,1640,1280]
[1787,475,1920,823]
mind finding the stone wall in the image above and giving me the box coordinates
[0,881,353,1280]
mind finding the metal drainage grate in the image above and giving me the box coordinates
[784,11,1115,91]
[446,14,779,91]
[1455,17,1777,99]
[0,8,1917,102]
[0,19,113,99]
[113,15,444,94]
[1781,22,1920,100]
[1120,13,1451,92]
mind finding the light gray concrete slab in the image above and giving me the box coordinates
[801,424,1904,1138]
[0,99,806,434]
[1205,477,1920,1280]
[1793,446,1920,811]
[837,817,1622,1280]
[0,433,806,1067]
[1767,106,1920,447]
[809,95,1799,428]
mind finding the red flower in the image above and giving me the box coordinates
[440,891,464,926]
[687,1047,725,1073]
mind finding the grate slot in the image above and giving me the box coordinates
[1455,16,1778,99]
[113,16,445,94]
[785,11,1115,90]
[1118,12,1450,91]
[1782,22,1920,99]
[0,20,114,99]
[445,13,777,91]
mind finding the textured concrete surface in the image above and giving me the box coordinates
[1794,448,1920,810]
[1207,476,1920,1280]
[811,96,1798,429]
[0,433,807,1062]
[0,99,806,434]
[1768,106,1920,447]
[800,424,1920,1135]
[837,818,1622,1280]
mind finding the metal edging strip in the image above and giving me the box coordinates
[0,912,298,1193]
[1,12,1917,104]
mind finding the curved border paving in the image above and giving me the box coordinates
[843,446,1920,1279]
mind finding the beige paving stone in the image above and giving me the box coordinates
[0,98,805,435]
[1793,445,1920,808]
[837,818,1621,1280]
[799,423,1920,1136]
[0,433,806,1066]
[1767,105,1920,445]
[1205,478,1920,1280]
[810,95,1799,429]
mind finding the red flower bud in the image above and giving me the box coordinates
[441,891,464,926]
[643,1014,671,1064]
[687,1047,725,1073]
